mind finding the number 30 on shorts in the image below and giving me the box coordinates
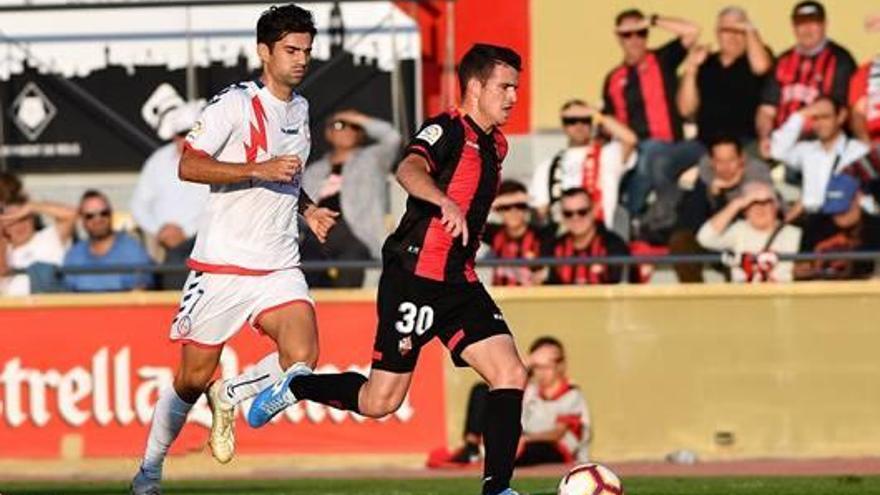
[395,302,434,336]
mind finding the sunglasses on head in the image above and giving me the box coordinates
[83,209,111,221]
[562,207,591,219]
[561,116,592,127]
[618,29,648,39]
[495,202,529,213]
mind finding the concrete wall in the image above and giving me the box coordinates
[445,282,880,461]
[531,0,880,130]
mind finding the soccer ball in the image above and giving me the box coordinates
[557,462,624,495]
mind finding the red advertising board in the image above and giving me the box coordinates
[0,298,447,458]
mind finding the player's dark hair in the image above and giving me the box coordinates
[498,179,527,197]
[708,135,743,157]
[529,336,566,359]
[615,8,645,26]
[560,99,588,112]
[79,189,112,210]
[458,43,522,97]
[257,3,317,50]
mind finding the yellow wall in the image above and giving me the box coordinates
[531,0,880,130]
[446,282,880,460]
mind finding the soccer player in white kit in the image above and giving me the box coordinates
[130,5,336,494]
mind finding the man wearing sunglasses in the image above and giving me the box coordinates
[63,189,154,292]
[542,188,629,285]
[756,1,856,159]
[603,9,704,234]
[483,180,548,286]
[530,99,636,240]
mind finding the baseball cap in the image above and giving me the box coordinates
[791,1,826,21]
[821,174,859,215]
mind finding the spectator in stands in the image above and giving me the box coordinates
[131,101,208,290]
[602,9,704,237]
[697,181,801,282]
[483,180,548,286]
[847,13,880,202]
[302,110,401,287]
[64,190,154,292]
[530,99,637,239]
[770,96,870,221]
[796,174,880,280]
[756,1,856,159]
[670,136,772,282]
[427,336,590,468]
[0,195,77,295]
[677,6,772,150]
[542,188,629,285]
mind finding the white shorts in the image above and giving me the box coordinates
[169,268,314,347]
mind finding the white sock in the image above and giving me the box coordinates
[220,351,284,406]
[140,388,193,479]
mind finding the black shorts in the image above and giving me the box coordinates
[372,264,512,373]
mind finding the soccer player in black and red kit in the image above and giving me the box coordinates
[249,43,528,495]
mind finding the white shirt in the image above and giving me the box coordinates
[522,381,591,462]
[697,221,802,282]
[770,112,870,212]
[130,142,209,237]
[185,80,311,273]
[530,141,636,229]
[1,227,68,296]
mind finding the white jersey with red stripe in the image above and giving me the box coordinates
[184,80,311,273]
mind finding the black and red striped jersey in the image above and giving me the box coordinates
[383,109,508,284]
[482,223,546,286]
[602,39,687,142]
[761,40,856,128]
[544,227,630,285]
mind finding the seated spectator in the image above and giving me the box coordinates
[602,9,704,238]
[697,182,801,282]
[770,96,871,220]
[542,188,629,285]
[530,99,637,239]
[64,190,154,292]
[677,6,772,150]
[796,174,880,280]
[131,101,209,290]
[483,180,549,286]
[670,136,772,282]
[427,336,590,468]
[847,14,880,203]
[302,110,401,287]
[756,1,856,159]
[1,196,77,295]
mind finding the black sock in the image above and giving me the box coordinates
[482,388,523,495]
[289,372,367,413]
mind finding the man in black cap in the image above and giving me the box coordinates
[755,0,856,159]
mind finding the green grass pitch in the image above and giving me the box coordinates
[2,476,879,495]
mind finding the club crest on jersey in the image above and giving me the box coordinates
[398,336,413,356]
[186,120,204,141]
[416,124,443,145]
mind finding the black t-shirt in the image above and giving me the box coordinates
[603,39,688,141]
[697,52,768,144]
[798,213,880,279]
[383,110,508,284]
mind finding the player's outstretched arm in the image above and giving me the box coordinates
[395,154,468,246]
[179,148,302,185]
